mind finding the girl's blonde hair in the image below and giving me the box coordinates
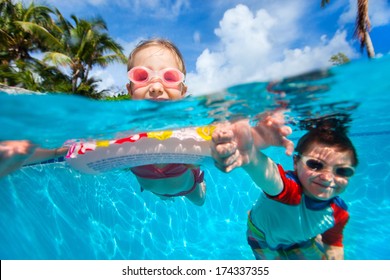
[127,38,186,74]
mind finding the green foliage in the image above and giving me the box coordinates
[0,58,72,92]
[104,93,131,101]
[0,0,127,98]
[74,77,109,99]
[43,13,127,94]
[329,52,350,66]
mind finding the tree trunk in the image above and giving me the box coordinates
[72,68,80,93]
[364,31,375,58]
[72,77,77,93]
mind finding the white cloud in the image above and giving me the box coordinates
[215,5,276,66]
[367,0,390,26]
[186,4,358,96]
[264,31,357,79]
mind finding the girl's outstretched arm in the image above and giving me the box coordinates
[0,140,37,178]
[0,140,68,178]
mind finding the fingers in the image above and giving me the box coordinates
[211,123,235,143]
[210,114,294,172]
[279,125,294,156]
[212,149,247,173]
[253,110,295,153]
[283,138,295,156]
[280,125,292,137]
[211,136,239,172]
[262,114,287,130]
[211,124,244,173]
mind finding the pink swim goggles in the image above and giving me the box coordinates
[128,66,185,87]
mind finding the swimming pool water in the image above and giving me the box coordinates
[1,56,390,260]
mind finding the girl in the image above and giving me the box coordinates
[125,39,206,206]
[1,39,206,206]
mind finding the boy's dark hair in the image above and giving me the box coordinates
[295,120,358,166]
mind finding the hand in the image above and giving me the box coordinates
[0,140,37,178]
[251,111,294,156]
[211,111,294,173]
[211,120,256,173]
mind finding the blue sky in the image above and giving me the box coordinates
[31,0,390,95]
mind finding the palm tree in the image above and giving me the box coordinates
[44,12,127,93]
[354,0,375,58]
[0,58,71,92]
[321,0,375,58]
[0,0,59,62]
[1,1,126,96]
[0,0,63,88]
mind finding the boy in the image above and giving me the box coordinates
[211,115,357,259]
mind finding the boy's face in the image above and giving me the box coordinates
[126,45,187,100]
[294,143,354,201]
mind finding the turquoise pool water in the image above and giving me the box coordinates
[1,56,390,260]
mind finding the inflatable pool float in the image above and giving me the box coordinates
[66,126,215,174]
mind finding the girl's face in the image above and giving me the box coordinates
[294,143,354,201]
[126,45,187,100]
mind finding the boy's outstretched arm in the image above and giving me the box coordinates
[211,112,293,195]
[211,111,294,172]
